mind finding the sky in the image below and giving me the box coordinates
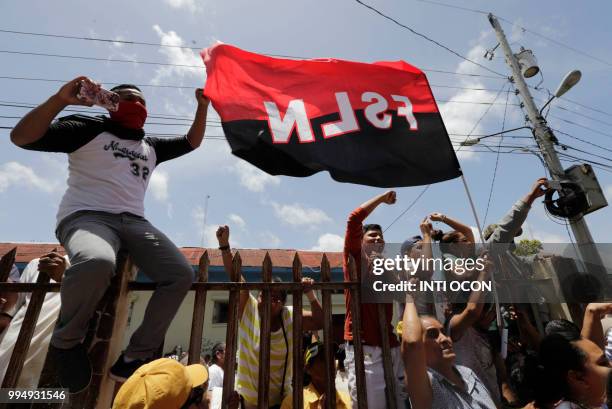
[1,0,612,252]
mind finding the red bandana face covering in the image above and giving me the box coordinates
[109,101,147,129]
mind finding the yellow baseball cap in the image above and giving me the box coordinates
[112,358,209,409]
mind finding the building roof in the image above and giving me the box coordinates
[0,243,343,269]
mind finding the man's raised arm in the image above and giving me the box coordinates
[216,225,249,319]
[10,76,94,146]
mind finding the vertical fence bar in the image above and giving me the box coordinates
[321,254,337,409]
[0,270,50,393]
[0,247,17,282]
[257,253,273,409]
[377,304,398,409]
[348,255,368,409]
[221,251,241,408]
[291,253,304,409]
[188,251,209,364]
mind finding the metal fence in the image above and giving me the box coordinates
[0,246,402,409]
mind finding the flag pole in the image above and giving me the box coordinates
[459,173,503,333]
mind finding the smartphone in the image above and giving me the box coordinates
[77,80,120,112]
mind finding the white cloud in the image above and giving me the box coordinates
[311,233,344,252]
[112,35,126,48]
[151,25,204,85]
[604,185,612,203]
[259,231,281,248]
[438,33,519,162]
[228,213,246,229]
[231,161,280,192]
[164,0,203,13]
[192,206,216,247]
[149,170,169,202]
[0,161,58,193]
[271,202,331,227]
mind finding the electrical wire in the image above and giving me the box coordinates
[552,128,612,154]
[408,0,612,69]
[548,114,612,139]
[0,74,509,93]
[483,87,510,225]
[353,0,507,78]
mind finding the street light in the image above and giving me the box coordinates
[460,126,532,146]
[539,70,582,114]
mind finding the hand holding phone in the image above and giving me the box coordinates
[77,80,120,111]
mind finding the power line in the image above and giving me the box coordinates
[552,128,612,154]
[353,0,506,77]
[383,185,431,233]
[0,49,506,80]
[496,16,612,69]
[558,143,612,164]
[414,0,488,15]
[548,114,612,139]
[0,49,204,68]
[5,26,612,119]
[0,74,509,92]
[483,87,510,225]
[554,105,612,128]
[410,0,612,69]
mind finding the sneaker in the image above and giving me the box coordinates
[109,353,150,382]
[49,343,92,394]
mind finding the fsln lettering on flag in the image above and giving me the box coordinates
[202,43,461,188]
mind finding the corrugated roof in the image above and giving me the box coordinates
[0,243,343,269]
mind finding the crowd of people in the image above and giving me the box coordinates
[1,76,611,409]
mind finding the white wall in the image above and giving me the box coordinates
[122,290,347,355]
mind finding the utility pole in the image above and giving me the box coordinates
[488,14,605,275]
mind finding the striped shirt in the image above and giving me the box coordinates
[237,294,293,406]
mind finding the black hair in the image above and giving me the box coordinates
[110,84,142,93]
[513,332,587,406]
[362,224,382,234]
[271,276,287,303]
[545,319,581,340]
[211,342,225,364]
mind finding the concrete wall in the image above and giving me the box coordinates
[121,290,348,355]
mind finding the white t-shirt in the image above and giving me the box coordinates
[0,258,65,387]
[21,115,193,225]
[208,363,224,390]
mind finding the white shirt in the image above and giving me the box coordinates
[208,363,224,390]
[0,258,65,387]
[57,132,158,224]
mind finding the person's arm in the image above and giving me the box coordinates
[429,212,475,243]
[10,76,95,146]
[514,307,542,350]
[345,191,396,258]
[487,178,548,244]
[216,225,250,320]
[494,352,518,406]
[416,217,434,279]
[581,303,612,349]
[302,277,324,331]
[401,295,433,409]
[448,257,492,342]
[186,88,210,148]
[37,252,70,282]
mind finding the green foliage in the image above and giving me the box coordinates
[513,239,543,257]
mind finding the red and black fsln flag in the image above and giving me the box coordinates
[202,44,461,188]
